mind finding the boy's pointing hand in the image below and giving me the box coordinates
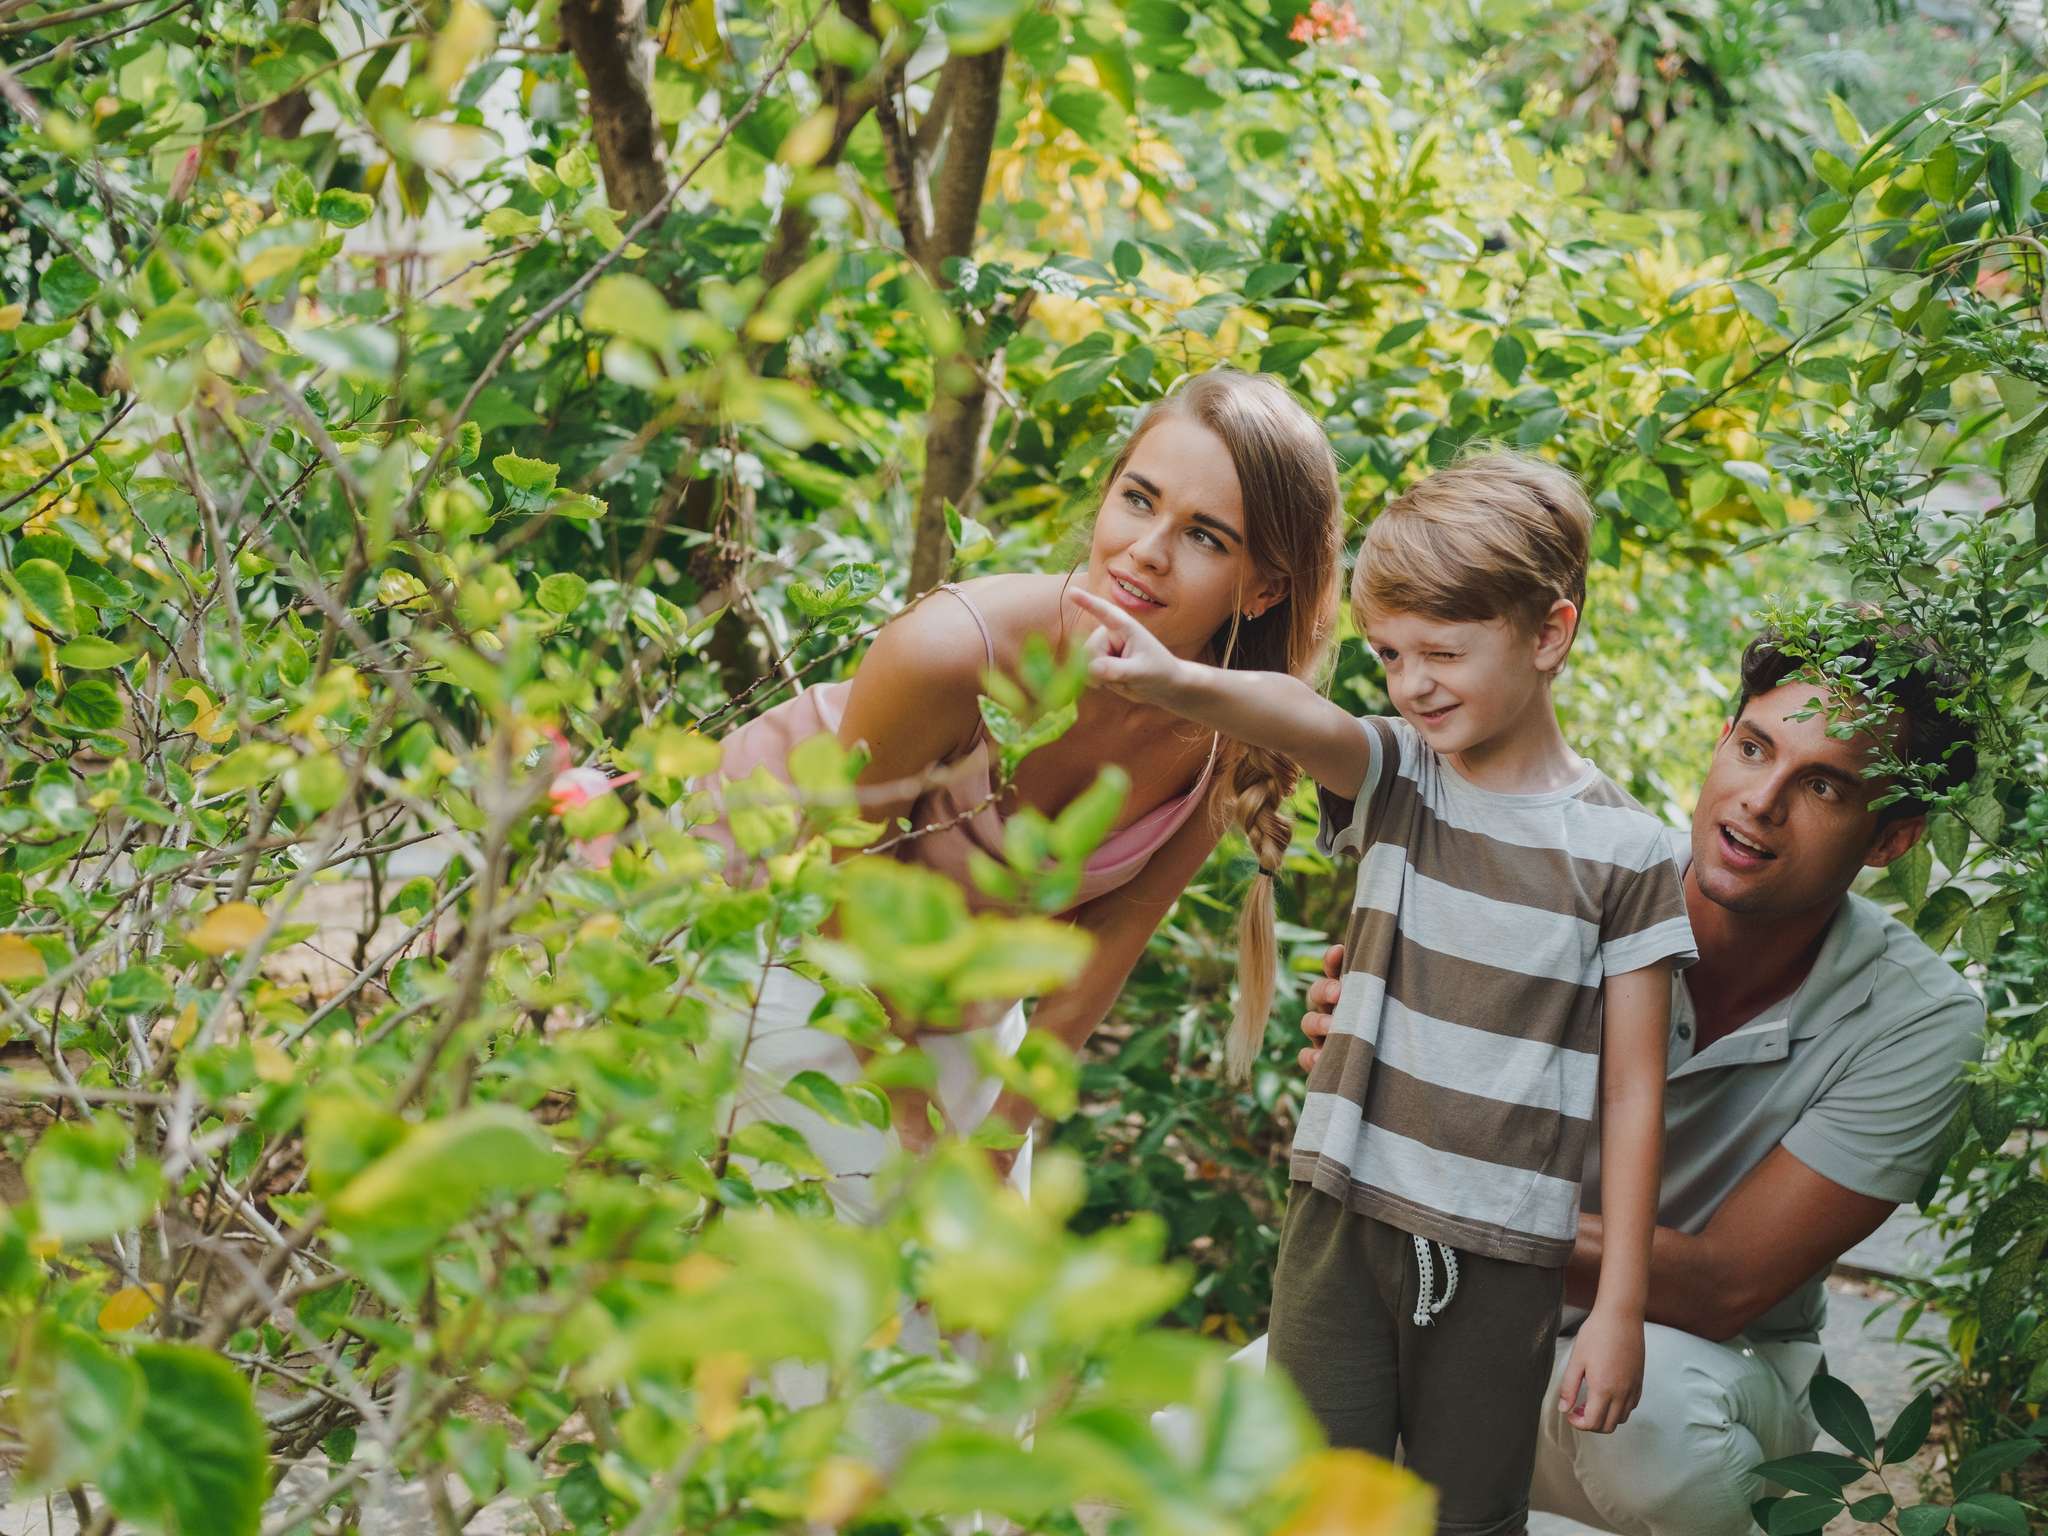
[1068,588,1189,710]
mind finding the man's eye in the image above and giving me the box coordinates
[1740,740,1761,758]
[1811,779,1835,800]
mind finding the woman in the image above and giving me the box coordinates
[707,367,1345,1216]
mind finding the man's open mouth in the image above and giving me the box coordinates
[1720,823,1775,860]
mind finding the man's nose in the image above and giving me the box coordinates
[1744,767,1794,824]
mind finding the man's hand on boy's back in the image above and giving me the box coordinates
[1299,944,1344,1071]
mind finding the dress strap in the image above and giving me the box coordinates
[927,582,997,763]
[933,582,997,669]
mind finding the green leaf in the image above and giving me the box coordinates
[481,206,541,238]
[1913,886,1973,952]
[1849,1493,1897,1522]
[1807,1373,1876,1461]
[1953,1494,2029,1535]
[11,558,76,635]
[56,637,136,668]
[1954,1439,2044,1499]
[127,302,211,362]
[583,273,670,338]
[316,188,375,227]
[1259,325,1323,375]
[1242,261,1304,301]
[493,453,559,492]
[296,322,398,380]
[100,1345,269,1536]
[21,1325,142,1490]
[1883,1389,1935,1464]
[1048,766,1128,864]
[40,254,100,316]
[1141,70,1225,113]
[536,572,588,615]
[1491,332,1527,384]
[2000,410,2048,501]
[24,1118,163,1245]
[332,1105,563,1231]
[937,0,1035,54]
[61,678,123,730]
[1888,838,1932,912]
[1899,1505,1952,1536]
[1754,1453,1863,1496]
[1768,1494,1844,1534]
[104,966,172,1014]
[1047,84,1119,147]
[1112,240,1143,281]
[1979,1230,2047,1342]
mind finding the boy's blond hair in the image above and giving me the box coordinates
[1356,449,1593,644]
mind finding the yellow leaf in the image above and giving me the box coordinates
[779,107,836,169]
[98,1284,157,1331]
[169,1002,199,1050]
[251,1037,293,1083]
[805,1457,882,1527]
[1273,1450,1436,1536]
[428,0,496,95]
[695,1350,749,1441]
[0,933,47,983]
[0,303,23,332]
[190,901,266,957]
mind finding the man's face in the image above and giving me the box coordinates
[1690,677,1925,919]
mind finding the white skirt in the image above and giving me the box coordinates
[720,964,1033,1477]
[722,964,1034,1220]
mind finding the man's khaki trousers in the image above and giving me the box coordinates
[1531,1323,1822,1535]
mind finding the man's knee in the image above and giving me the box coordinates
[1532,1325,1812,1536]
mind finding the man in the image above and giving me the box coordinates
[1292,626,1985,1534]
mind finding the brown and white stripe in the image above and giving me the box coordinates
[1295,716,1696,1267]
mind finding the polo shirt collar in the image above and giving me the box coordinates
[1665,832,1885,1079]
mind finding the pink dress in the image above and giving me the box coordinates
[710,584,1218,1217]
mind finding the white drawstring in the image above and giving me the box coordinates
[1412,1236,1460,1326]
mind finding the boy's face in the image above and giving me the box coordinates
[1689,678,1924,919]
[1362,605,1572,757]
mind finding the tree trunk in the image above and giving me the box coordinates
[908,48,1006,596]
[558,0,669,219]
[261,0,326,140]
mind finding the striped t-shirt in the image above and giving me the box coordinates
[1297,715,1697,1266]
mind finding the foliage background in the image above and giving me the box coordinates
[2,0,2047,1530]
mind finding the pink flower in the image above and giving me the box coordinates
[548,765,619,816]
[546,732,637,868]
[1290,0,1360,44]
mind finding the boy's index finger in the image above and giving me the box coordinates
[1068,588,1128,628]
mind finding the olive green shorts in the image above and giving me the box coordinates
[1268,1185,1566,1536]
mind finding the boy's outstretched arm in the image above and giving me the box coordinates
[1069,588,1369,799]
[1556,962,1670,1434]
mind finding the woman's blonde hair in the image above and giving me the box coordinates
[1100,368,1345,1080]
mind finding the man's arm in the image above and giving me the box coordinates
[1301,943,1903,1341]
[1564,1147,1895,1340]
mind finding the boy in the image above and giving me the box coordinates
[1071,450,1692,1534]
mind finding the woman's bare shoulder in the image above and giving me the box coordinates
[941,572,1073,662]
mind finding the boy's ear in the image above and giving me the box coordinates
[1534,598,1579,671]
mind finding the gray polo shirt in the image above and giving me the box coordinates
[1578,830,1984,1346]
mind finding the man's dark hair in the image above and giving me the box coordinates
[1735,624,1978,825]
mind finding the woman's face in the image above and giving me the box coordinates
[1080,414,1282,659]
